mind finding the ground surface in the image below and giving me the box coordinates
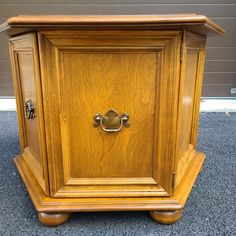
[0,112,235,236]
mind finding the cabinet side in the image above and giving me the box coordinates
[175,30,206,187]
[9,33,49,195]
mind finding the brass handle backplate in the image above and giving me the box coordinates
[24,100,35,119]
[93,109,129,132]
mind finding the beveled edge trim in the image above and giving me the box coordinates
[14,155,181,212]
[0,14,224,36]
[66,177,157,185]
[14,151,205,212]
[54,186,169,198]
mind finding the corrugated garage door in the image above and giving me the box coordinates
[0,0,235,97]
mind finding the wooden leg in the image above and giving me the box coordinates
[149,209,183,224]
[38,212,72,226]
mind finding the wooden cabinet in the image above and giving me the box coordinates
[0,15,224,226]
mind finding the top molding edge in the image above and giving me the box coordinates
[0,14,225,36]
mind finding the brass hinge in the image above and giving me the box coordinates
[180,42,184,63]
[180,32,184,63]
[172,172,176,190]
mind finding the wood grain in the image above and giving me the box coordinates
[9,33,49,194]
[38,29,181,197]
[4,16,220,225]
[0,14,224,36]
[38,212,71,227]
[179,52,199,157]
[14,149,204,211]
[175,30,206,187]
[61,52,156,179]
[149,209,183,224]
[0,14,227,97]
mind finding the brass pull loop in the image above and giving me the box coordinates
[93,109,129,132]
[24,100,35,119]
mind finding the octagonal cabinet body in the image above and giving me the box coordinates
[0,15,224,226]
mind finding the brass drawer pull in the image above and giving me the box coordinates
[93,109,129,132]
[24,100,35,119]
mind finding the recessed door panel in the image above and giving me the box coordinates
[179,52,199,158]
[18,53,42,166]
[61,52,156,180]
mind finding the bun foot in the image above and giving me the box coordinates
[149,209,183,224]
[38,212,71,226]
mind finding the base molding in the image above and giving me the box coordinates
[14,155,181,212]
[14,150,204,225]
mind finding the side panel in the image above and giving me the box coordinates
[9,33,48,195]
[176,31,206,187]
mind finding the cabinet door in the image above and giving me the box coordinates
[9,33,48,194]
[39,30,181,197]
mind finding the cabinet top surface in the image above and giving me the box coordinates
[0,14,224,36]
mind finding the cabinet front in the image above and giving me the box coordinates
[39,30,181,197]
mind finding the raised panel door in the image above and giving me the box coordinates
[38,30,181,197]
